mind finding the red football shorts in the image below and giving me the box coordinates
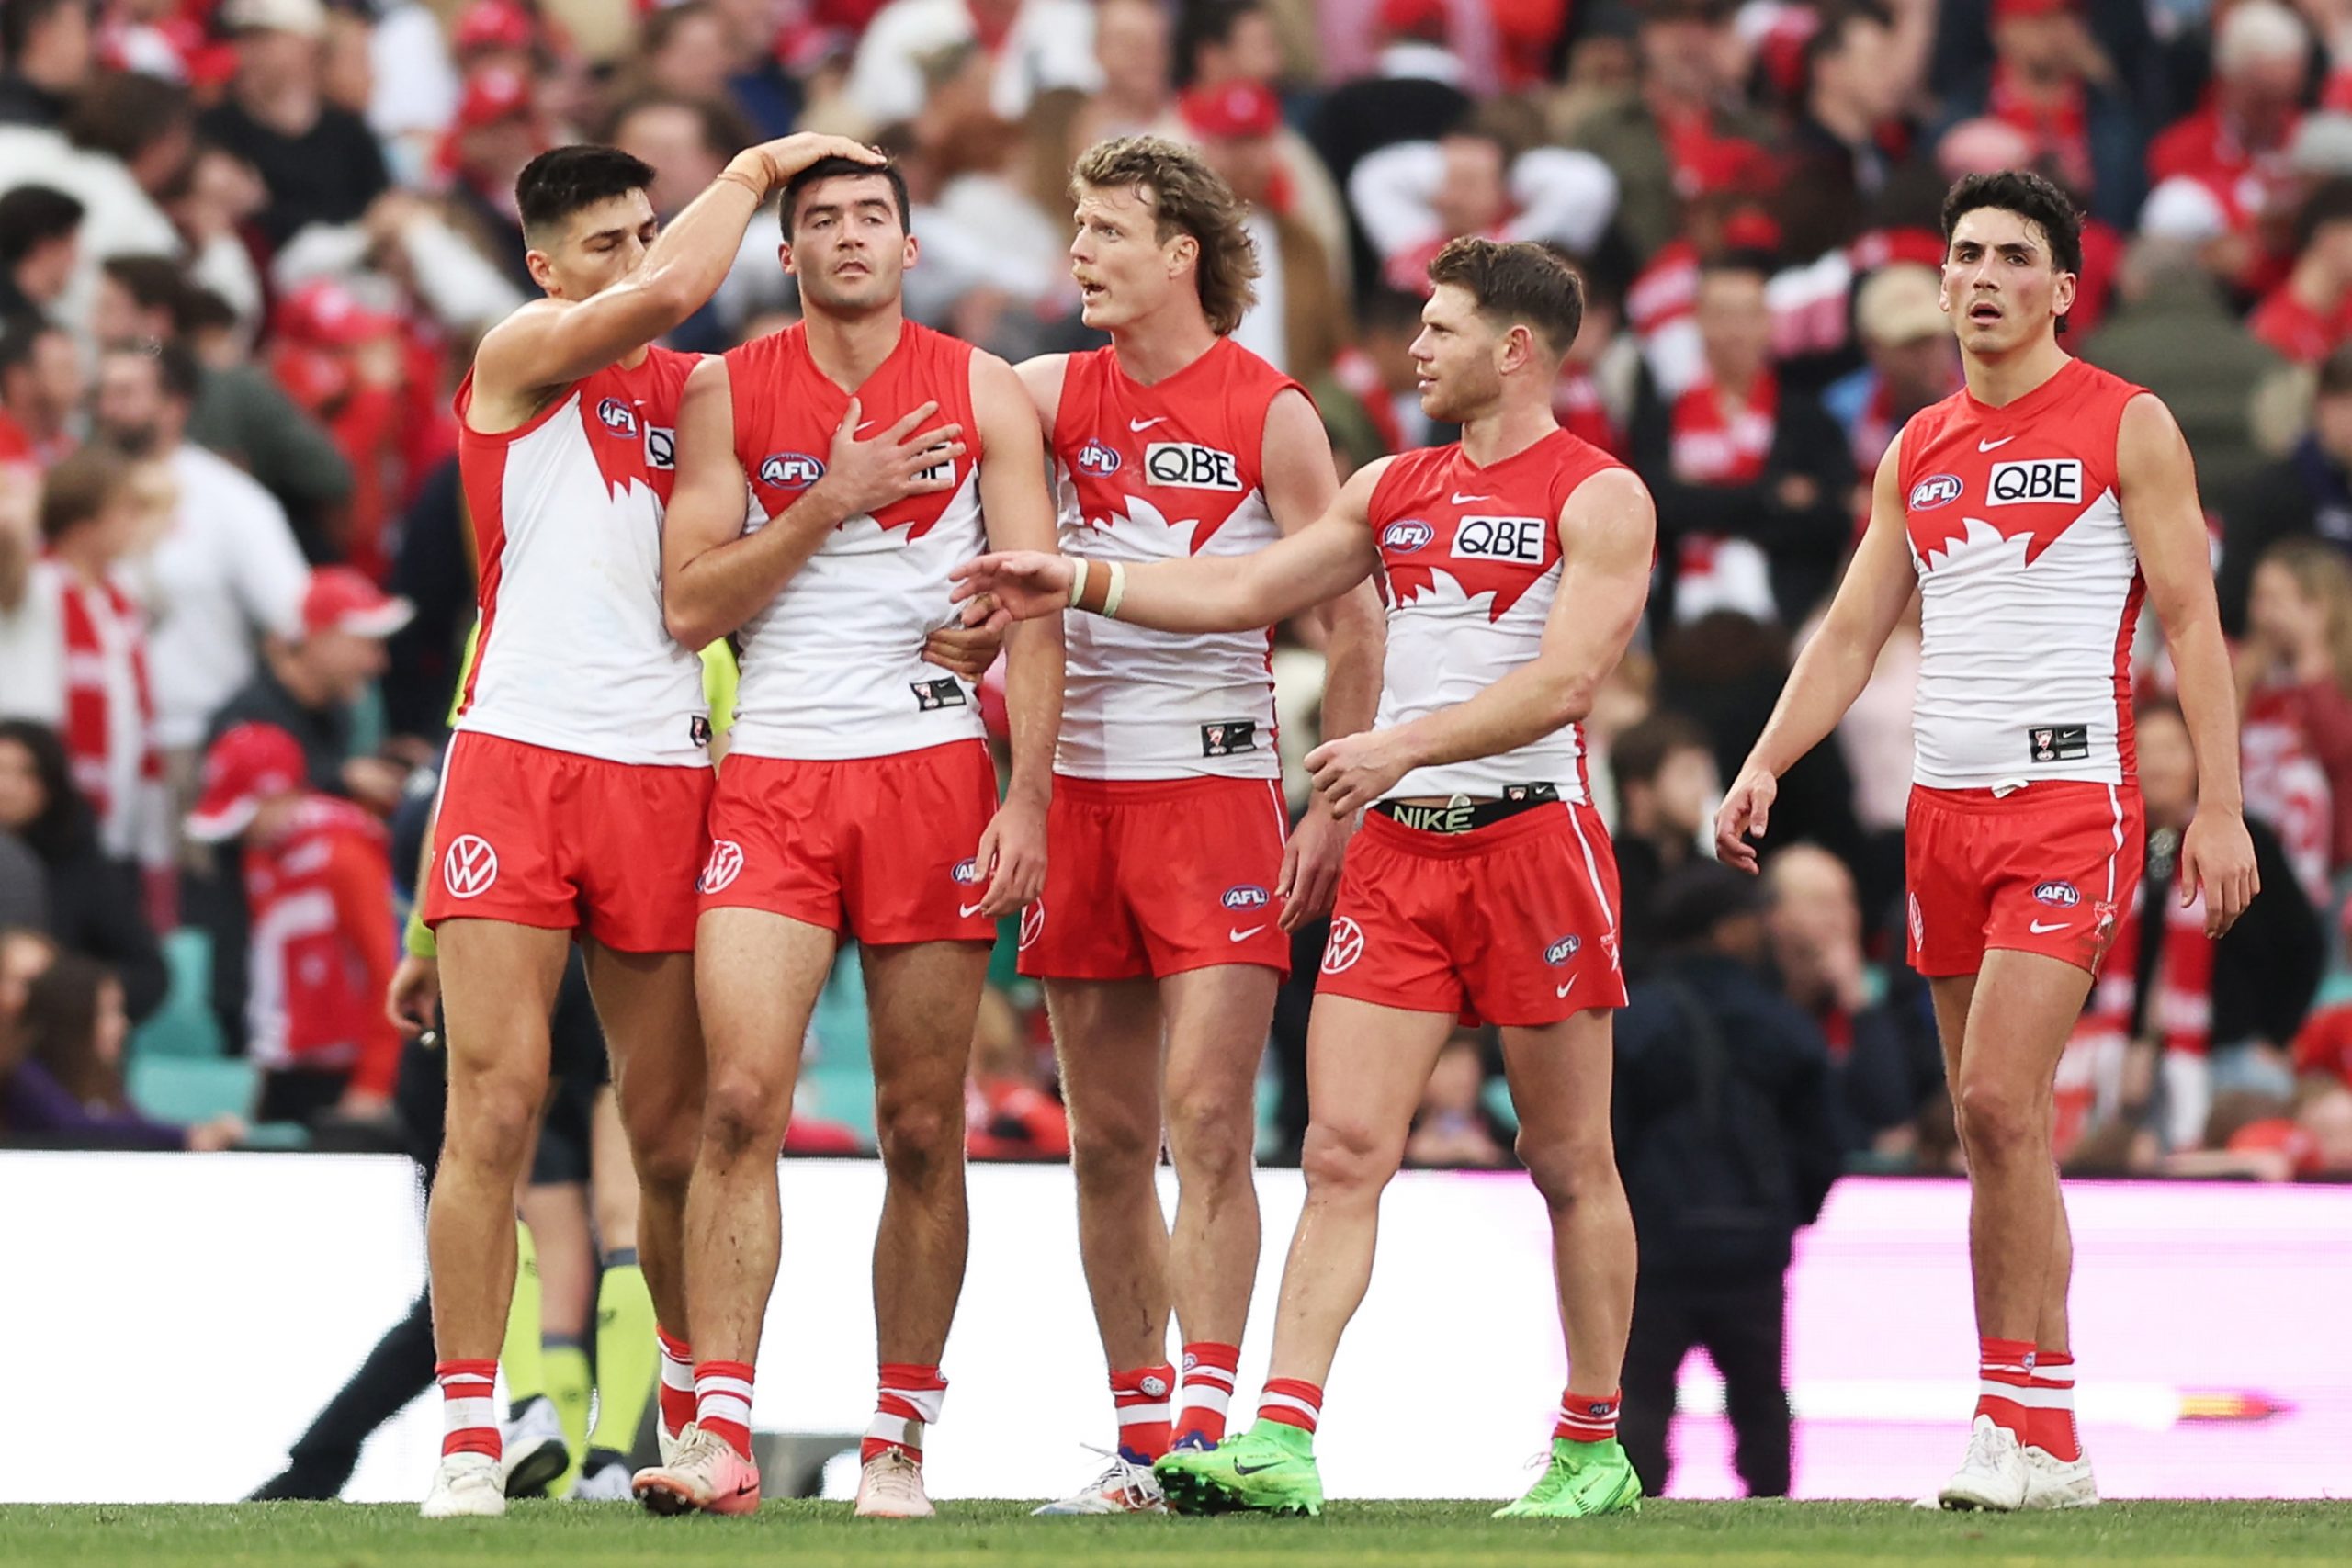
[423,731,711,953]
[698,739,1000,945]
[1905,779,2144,977]
[1315,801,1626,1025]
[1018,774,1292,981]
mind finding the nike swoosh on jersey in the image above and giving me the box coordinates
[1450,491,1493,503]
[1230,925,1266,941]
[856,421,876,434]
[2028,919,2072,934]
[1977,436,2016,451]
[1555,978,1577,998]
[1129,416,1168,431]
[959,902,989,918]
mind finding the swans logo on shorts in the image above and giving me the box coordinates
[759,452,825,491]
[1222,885,1269,910]
[1076,438,1121,475]
[2032,881,2081,908]
[1908,474,1962,510]
[596,397,639,437]
[1019,900,1046,951]
[1381,519,1433,553]
[697,839,745,895]
[442,835,499,898]
[1907,892,1924,950]
[1321,916,1365,975]
[951,857,980,885]
[1544,935,1581,966]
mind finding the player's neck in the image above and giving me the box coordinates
[802,302,906,391]
[1457,394,1560,468]
[1961,334,2072,409]
[616,344,650,372]
[1108,304,1220,385]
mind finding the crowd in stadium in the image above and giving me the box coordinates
[4,0,2352,1187]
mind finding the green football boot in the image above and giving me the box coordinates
[1492,1437,1645,1519]
[1152,1421,1323,1517]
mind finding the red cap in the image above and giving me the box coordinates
[1180,80,1282,141]
[1676,137,1776,199]
[276,278,401,349]
[301,567,415,638]
[187,723,306,842]
[1377,0,1449,42]
[452,0,536,55]
[453,64,537,133]
[1992,0,2077,20]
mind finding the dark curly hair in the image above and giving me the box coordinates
[1939,169,2084,276]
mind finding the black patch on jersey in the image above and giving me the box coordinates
[1200,720,1258,757]
[1500,783,1561,804]
[690,715,713,747]
[2028,724,2089,763]
[912,678,968,712]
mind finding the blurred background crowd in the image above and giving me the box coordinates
[6,0,2352,1195]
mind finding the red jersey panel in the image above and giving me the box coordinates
[243,795,401,1094]
[724,321,989,761]
[1895,357,2148,789]
[1366,427,1624,802]
[1049,336,1304,780]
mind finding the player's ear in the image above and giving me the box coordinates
[1498,321,1534,376]
[901,231,920,270]
[779,240,797,277]
[1167,231,1198,280]
[2052,268,2078,320]
[523,247,558,298]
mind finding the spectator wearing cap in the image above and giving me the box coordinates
[89,338,311,767]
[266,278,424,580]
[187,721,400,1123]
[1182,78,1346,381]
[1611,859,1840,1501]
[0,184,84,325]
[0,317,83,468]
[1307,0,1474,292]
[2085,233,2289,510]
[0,717,166,1023]
[1633,247,1855,631]
[2249,177,2352,364]
[0,0,93,128]
[1822,263,1962,483]
[1564,0,1776,261]
[198,0,390,250]
[2221,343,2352,632]
[1934,0,2146,226]
[847,0,1101,131]
[436,63,548,290]
[1348,104,1618,299]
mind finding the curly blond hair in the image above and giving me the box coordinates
[1070,135,1261,336]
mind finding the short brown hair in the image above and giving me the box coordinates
[1070,135,1260,336]
[1426,237,1585,356]
[40,445,137,544]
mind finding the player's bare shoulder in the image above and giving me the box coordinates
[1013,353,1071,428]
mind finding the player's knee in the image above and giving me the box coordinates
[1519,1130,1616,1211]
[1300,1117,1402,1198]
[1068,1105,1159,1181]
[629,1114,696,1199]
[700,1066,789,1158]
[444,1071,541,1169]
[1954,1076,2042,1156]
[876,1089,962,1183]
[1164,1087,1252,1179]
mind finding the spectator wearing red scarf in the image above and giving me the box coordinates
[1936,0,2146,225]
[2250,179,2352,364]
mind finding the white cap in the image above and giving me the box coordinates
[2137,177,2230,243]
[220,0,329,39]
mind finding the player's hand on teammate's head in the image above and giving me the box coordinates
[947,552,1074,625]
[741,133,887,191]
[2179,809,2260,937]
[922,609,1004,680]
[1713,764,1778,874]
[814,395,966,520]
[973,796,1047,917]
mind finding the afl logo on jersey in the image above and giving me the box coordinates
[1381,519,1433,553]
[759,452,826,491]
[951,857,980,885]
[1909,473,1962,510]
[1076,438,1122,475]
[2032,880,2081,908]
[596,397,639,437]
[1222,885,1270,910]
[1144,441,1242,491]
[1452,515,1548,564]
[1987,458,2083,507]
[1544,935,1581,966]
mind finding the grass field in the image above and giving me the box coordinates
[5,1500,2349,1568]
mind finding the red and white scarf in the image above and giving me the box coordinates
[57,567,161,837]
[1668,372,1781,621]
[2087,878,2214,1061]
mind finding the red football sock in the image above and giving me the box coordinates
[695,1359,756,1459]
[2029,1349,2080,1461]
[1176,1341,1240,1445]
[1255,1377,1323,1435]
[863,1362,948,1464]
[1974,1337,2036,1440]
[1554,1386,1623,1445]
[435,1359,500,1460]
[656,1326,695,1439]
[1111,1363,1175,1462]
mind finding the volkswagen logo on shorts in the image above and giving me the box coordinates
[1076,438,1121,475]
[1321,917,1365,975]
[1908,473,1962,510]
[1544,935,1581,966]
[442,835,499,898]
[1222,885,1270,910]
[1381,519,1433,553]
[697,839,745,894]
[596,397,639,437]
[2032,880,2081,907]
[759,451,825,491]
[1018,900,1046,951]
[951,857,980,885]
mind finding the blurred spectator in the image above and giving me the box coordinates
[1939,0,2145,226]
[381,455,471,740]
[2236,536,2352,893]
[1309,0,1473,245]
[1786,1,1916,210]
[964,985,1067,1159]
[0,184,85,325]
[92,254,354,535]
[186,722,399,1124]
[0,316,84,466]
[2248,177,2352,364]
[1077,0,1175,149]
[1633,251,1854,630]
[0,833,40,929]
[1403,1030,1510,1168]
[1613,862,1839,1500]
[199,0,390,250]
[1822,263,1963,484]
[1319,285,1437,470]
[608,94,763,351]
[2085,235,2288,511]
[1553,243,1639,458]
[708,0,804,138]
[0,948,244,1148]
[1608,710,1719,981]
[1795,587,1917,925]
[1170,1,1350,280]
[1763,843,1941,1159]
[91,337,311,763]
[433,64,548,289]
[2141,0,2307,265]
[2221,343,2352,637]
[0,718,166,1022]
[0,444,168,870]
[846,0,1100,130]
[1182,79,1343,380]
[365,0,462,185]
[0,0,93,127]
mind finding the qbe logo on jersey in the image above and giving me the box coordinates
[1144,442,1241,491]
[1985,458,2082,508]
[1451,515,1547,564]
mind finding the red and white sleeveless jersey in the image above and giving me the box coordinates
[726,321,986,761]
[1050,337,1303,780]
[1367,427,1623,803]
[1897,357,2148,789]
[453,346,708,766]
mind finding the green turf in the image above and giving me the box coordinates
[4,1501,2349,1568]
